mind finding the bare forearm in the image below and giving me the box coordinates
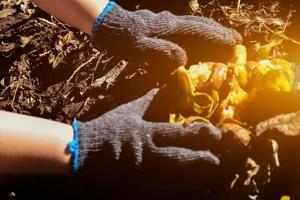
[31,0,109,34]
[0,111,73,175]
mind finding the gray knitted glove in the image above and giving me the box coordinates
[93,2,243,73]
[76,89,222,175]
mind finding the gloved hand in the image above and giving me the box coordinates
[92,2,243,75]
[70,88,222,178]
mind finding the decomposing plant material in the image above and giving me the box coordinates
[220,2,287,36]
[170,43,295,125]
[195,0,300,51]
[169,36,298,198]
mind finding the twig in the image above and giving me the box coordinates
[51,16,70,31]
[67,52,100,84]
[283,10,293,32]
[11,79,20,110]
[37,17,57,27]
[263,25,300,45]
[1,83,13,96]
[202,0,217,9]
[91,60,128,90]
[237,0,242,11]
[39,50,51,57]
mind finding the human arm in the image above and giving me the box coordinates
[0,111,73,175]
[31,0,243,76]
[31,0,109,35]
[0,89,222,177]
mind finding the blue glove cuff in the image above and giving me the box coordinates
[68,119,80,172]
[91,1,117,43]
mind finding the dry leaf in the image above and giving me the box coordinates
[0,8,16,18]
[58,32,73,48]
[48,52,64,68]
[188,0,199,12]
[0,42,15,52]
[20,36,32,47]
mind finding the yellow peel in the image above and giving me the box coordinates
[177,66,195,96]
[231,44,247,65]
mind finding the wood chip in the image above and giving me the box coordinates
[0,8,16,18]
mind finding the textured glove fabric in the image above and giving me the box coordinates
[77,89,222,174]
[93,3,243,72]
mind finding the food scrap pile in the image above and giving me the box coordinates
[169,40,299,198]
[170,43,294,127]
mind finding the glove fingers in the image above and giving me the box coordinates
[151,122,221,150]
[179,16,223,27]
[152,146,220,166]
[160,16,243,63]
[179,15,243,43]
[134,36,187,69]
[180,17,242,45]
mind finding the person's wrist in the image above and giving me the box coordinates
[91,1,117,43]
[68,119,80,172]
[68,118,107,173]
